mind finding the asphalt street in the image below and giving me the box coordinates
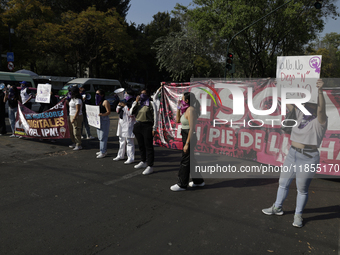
[0,113,339,255]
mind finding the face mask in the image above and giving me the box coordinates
[180,100,189,114]
[95,94,103,105]
[298,104,317,129]
[140,94,149,101]
[140,94,150,107]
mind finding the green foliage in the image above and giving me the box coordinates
[185,0,339,78]
[307,32,340,78]
[153,29,224,81]
[36,0,131,17]
[1,0,339,87]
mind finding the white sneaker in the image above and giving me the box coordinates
[96,152,107,159]
[170,184,186,191]
[69,143,76,148]
[73,145,82,151]
[134,161,147,169]
[113,156,123,161]
[96,151,101,155]
[9,134,16,138]
[81,136,84,139]
[188,181,205,188]
[124,159,135,164]
[142,166,153,175]
[87,136,95,140]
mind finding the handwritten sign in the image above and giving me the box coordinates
[35,84,52,104]
[85,104,100,129]
[276,55,322,104]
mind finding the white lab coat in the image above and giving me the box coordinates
[116,105,136,138]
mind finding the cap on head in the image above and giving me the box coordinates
[20,81,27,86]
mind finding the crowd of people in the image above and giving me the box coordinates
[0,79,329,228]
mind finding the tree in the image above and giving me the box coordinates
[153,30,223,81]
[37,0,131,17]
[124,12,183,88]
[1,0,55,71]
[152,6,225,81]
[38,7,133,78]
[307,32,340,78]
[181,0,339,78]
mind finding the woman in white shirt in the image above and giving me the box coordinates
[262,79,327,228]
[67,86,83,151]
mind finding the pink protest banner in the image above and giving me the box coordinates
[154,79,340,176]
[15,101,70,139]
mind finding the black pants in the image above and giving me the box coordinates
[0,111,6,134]
[177,129,204,188]
[133,122,154,166]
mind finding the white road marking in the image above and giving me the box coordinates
[104,170,143,185]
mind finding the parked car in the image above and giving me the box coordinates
[58,78,122,104]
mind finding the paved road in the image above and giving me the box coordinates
[1,114,339,255]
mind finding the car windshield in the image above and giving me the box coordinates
[62,83,83,90]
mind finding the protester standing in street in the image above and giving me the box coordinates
[130,89,157,175]
[95,89,111,159]
[3,85,21,137]
[38,90,58,113]
[79,85,95,140]
[67,86,83,151]
[170,92,205,191]
[262,79,327,228]
[113,88,136,164]
[20,81,33,110]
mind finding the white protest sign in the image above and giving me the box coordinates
[276,55,322,104]
[85,104,100,129]
[35,84,52,104]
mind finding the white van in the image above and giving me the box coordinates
[0,71,36,88]
[59,78,122,103]
[1,71,41,113]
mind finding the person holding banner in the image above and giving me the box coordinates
[20,81,33,110]
[3,85,21,137]
[95,89,111,159]
[262,79,327,228]
[113,88,136,164]
[170,92,205,191]
[38,90,58,113]
[67,86,83,151]
[131,89,157,175]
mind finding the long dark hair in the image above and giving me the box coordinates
[184,92,200,118]
[97,89,106,98]
[70,86,82,99]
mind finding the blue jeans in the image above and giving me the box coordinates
[274,147,319,214]
[8,107,17,134]
[97,116,110,154]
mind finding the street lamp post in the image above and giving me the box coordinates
[224,0,294,78]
